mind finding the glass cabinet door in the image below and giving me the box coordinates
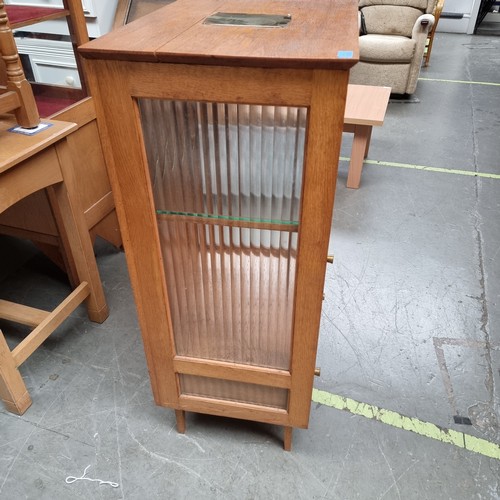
[139,99,307,409]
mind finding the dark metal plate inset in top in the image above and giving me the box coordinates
[204,12,292,27]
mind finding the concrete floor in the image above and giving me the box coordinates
[1,32,499,499]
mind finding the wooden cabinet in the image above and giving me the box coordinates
[81,0,358,450]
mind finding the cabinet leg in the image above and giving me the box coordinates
[283,426,293,451]
[175,409,186,434]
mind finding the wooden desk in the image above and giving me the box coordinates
[0,116,108,414]
[344,84,391,189]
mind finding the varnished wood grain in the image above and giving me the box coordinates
[0,117,76,173]
[0,300,50,327]
[174,356,292,389]
[0,332,32,414]
[0,2,40,127]
[283,426,293,451]
[0,147,62,212]
[83,0,357,442]
[178,394,289,426]
[287,70,350,428]
[80,0,359,70]
[126,61,313,107]
[158,0,359,70]
[0,99,122,286]
[84,58,179,406]
[11,283,89,366]
[0,111,109,414]
[82,0,226,63]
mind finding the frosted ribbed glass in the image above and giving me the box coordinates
[180,375,288,409]
[139,99,306,371]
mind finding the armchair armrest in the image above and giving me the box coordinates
[412,13,435,39]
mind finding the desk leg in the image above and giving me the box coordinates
[47,141,109,323]
[0,332,32,414]
[347,125,371,189]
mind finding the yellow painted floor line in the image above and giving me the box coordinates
[339,157,500,180]
[418,77,500,86]
[312,388,500,460]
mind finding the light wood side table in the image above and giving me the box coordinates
[344,84,391,189]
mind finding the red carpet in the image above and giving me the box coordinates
[35,95,80,118]
[5,6,66,28]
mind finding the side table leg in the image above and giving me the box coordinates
[347,125,371,189]
[0,332,32,414]
[364,126,373,158]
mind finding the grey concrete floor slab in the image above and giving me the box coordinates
[1,32,499,499]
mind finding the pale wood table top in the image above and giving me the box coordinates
[344,84,391,126]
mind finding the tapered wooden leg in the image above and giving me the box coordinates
[0,332,32,415]
[283,426,293,451]
[347,125,371,189]
[363,126,373,158]
[175,410,186,434]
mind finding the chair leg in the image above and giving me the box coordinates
[364,126,373,158]
[425,34,435,67]
[0,332,32,414]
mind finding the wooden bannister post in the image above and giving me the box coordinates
[0,0,40,128]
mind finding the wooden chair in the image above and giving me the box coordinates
[5,0,90,99]
[0,4,109,415]
[0,0,40,127]
[424,0,444,66]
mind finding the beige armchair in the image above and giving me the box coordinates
[350,0,436,95]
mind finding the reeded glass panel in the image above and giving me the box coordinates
[139,99,307,371]
[180,375,288,409]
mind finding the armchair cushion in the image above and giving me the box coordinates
[359,34,416,63]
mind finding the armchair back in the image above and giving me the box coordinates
[359,0,437,37]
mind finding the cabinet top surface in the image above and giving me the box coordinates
[79,0,359,70]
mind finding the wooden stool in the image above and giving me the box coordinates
[0,116,109,414]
